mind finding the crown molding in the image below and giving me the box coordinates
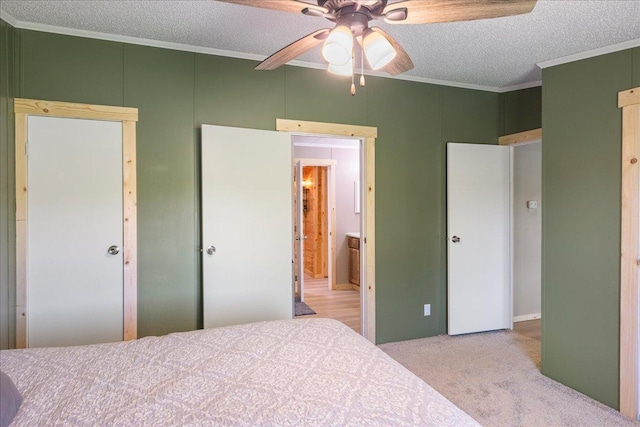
[1,10,269,62]
[0,10,18,26]
[537,37,640,69]
[365,70,504,92]
[498,80,542,92]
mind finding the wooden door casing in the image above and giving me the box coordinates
[14,98,138,348]
[302,166,329,279]
[278,119,377,343]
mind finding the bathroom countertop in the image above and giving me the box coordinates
[346,232,360,239]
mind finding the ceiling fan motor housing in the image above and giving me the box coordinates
[335,6,371,37]
[318,0,387,12]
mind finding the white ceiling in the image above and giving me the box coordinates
[1,0,639,91]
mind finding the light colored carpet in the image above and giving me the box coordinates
[379,330,639,427]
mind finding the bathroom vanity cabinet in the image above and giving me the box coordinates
[347,235,360,288]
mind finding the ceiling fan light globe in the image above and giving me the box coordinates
[322,45,351,66]
[364,31,397,70]
[322,25,353,66]
[328,58,353,77]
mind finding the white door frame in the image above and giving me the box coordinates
[618,86,640,419]
[277,119,377,343]
[293,160,304,301]
[294,158,337,293]
[14,98,138,348]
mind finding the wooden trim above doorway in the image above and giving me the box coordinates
[14,98,139,122]
[498,128,542,146]
[277,119,378,139]
[619,87,640,109]
[14,98,138,348]
[619,86,640,419]
[278,119,377,344]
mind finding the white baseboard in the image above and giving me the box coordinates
[513,313,541,323]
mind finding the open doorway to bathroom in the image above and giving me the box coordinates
[292,135,362,334]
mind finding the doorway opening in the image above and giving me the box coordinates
[511,139,542,342]
[512,142,542,299]
[277,118,377,343]
[497,129,543,346]
[292,135,362,334]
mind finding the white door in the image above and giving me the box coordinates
[447,143,511,335]
[27,116,124,348]
[202,125,292,328]
[295,160,305,302]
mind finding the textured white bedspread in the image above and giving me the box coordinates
[1,318,479,426]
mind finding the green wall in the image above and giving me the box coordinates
[370,80,502,340]
[500,86,542,135]
[0,19,17,350]
[0,23,541,347]
[541,47,640,409]
[125,45,199,336]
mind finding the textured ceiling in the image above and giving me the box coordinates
[1,0,640,90]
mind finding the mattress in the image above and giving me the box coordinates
[1,318,479,426]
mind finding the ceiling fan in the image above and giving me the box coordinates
[217,0,538,93]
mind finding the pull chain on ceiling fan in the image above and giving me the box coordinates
[217,0,538,94]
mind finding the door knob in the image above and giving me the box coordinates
[295,236,308,241]
[107,245,120,255]
[451,236,461,243]
[206,245,216,255]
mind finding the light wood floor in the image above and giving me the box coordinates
[295,276,361,334]
[513,319,541,341]
[295,281,540,341]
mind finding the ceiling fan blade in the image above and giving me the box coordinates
[216,0,323,14]
[383,0,537,24]
[369,27,414,75]
[256,29,331,70]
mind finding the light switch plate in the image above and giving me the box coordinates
[424,304,431,316]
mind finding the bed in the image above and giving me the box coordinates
[0,318,478,426]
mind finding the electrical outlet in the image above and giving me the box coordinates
[423,304,431,316]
